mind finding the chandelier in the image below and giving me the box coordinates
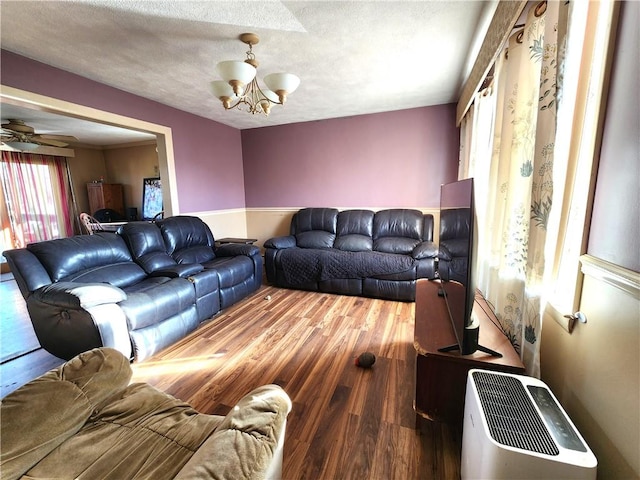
[210,33,300,116]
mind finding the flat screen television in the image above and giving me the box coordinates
[142,177,163,221]
[437,178,501,357]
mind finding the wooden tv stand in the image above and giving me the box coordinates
[413,279,525,427]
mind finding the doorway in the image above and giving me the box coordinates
[1,85,178,218]
[1,85,178,270]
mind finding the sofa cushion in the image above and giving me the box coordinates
[334,234,373,252]
[118,222,177,273]
[373,209,424,254]
[296,230,335,249]
[158,216,216,263]
[292,208,338,234]
[173,246,216,264]
[292,208,338,248]
[413,241,438,259]
[335,210,374,252]
[439,238,468,259]
[203,256,254,288]
[373,209,424,240]
[120,276,173,293]
[263,235,296,249]
[27,233,138,284]
[337,210,374,235]
[439,208,470,241]
[61,263,148,289]
[120,278,196,331]
[374,237,420,254]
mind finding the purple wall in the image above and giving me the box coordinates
[241,105,459,208]
[1,50,245,212]
[587,1,640,272]
[2,51,460,212]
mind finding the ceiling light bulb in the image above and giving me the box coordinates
[259,99,271,115]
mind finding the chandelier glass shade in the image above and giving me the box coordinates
[211,33,300,116]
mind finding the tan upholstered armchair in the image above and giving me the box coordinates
[0,348,292,480]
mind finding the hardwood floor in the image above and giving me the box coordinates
[0,274,42,362]
[1,279,462,479]
[1,274,65,396]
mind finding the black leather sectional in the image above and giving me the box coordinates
[437,208,472,284]
[3,216,262,362]
[264,208,438,301]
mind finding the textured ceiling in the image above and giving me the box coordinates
[1,0,493,143]
[0,103,157,146]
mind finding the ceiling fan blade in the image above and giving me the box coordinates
[36,134,78,142]
[1,133,27,142]
[1,119,35,134]
[1,120,77,147]
[32,137,70,147]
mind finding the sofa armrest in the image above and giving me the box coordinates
[215,243,261,257]
[439,238,468,259]
[27,283,132,360]
[174,384,292,480]
[264,235,296,250]
[2,247,53,300]
[437,244,453,261]
[34,282,127,308]
[149,263,204,278]
[412,241,438,260]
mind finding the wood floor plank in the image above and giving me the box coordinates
[383,358,416,429]
[0,278,41,363]
[282,436,311,479]
[370,421,423,480]
[298,383,352,479]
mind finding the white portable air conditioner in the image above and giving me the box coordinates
[461,369,597,480]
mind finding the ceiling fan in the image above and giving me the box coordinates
[1,119,77,148]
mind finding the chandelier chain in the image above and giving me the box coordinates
[245,44,255,62]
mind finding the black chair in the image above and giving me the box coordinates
[93,208,126,223]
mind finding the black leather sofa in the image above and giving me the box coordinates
[264,208,437,301]
[437,208,471,284]
[3,216,262,362]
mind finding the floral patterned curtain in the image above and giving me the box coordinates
[460,1,567,376]
[1,151,76,249]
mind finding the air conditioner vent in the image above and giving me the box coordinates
[472,370,559,455]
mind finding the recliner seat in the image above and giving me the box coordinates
[157,216,263,309]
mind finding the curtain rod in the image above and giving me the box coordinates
[456,1,528,125]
